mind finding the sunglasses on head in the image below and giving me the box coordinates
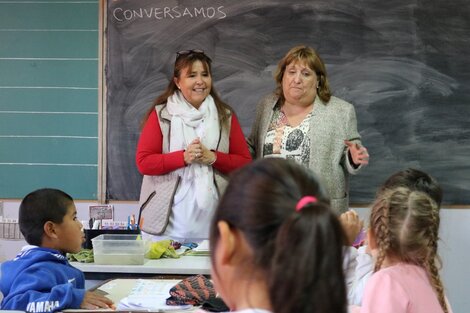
[175,49,212,62]
[176,49,205,57]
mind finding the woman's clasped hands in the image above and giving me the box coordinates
[184,137,216,165]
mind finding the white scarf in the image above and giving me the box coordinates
[166,91,219,211]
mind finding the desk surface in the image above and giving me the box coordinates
[98,279,181,304]
[63,279,198,312]
[71,256,211,276]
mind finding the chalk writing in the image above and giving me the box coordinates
[112,6,227,22]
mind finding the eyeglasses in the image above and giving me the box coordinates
[176,49,205,57]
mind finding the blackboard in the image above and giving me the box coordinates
[105,0,470,205]
[0,1,99,199]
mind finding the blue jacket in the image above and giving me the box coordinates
[0,246,86,312]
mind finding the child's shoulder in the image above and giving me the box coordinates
[370,263,429,292]
[0,247,74,299]
[14,246,66,261]
[2,246,65,272]
[379,263,426,277]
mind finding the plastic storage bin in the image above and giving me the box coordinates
[83,229,141,249]
[91,234,149,265]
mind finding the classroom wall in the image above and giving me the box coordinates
[0,200,468,313]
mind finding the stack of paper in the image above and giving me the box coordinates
[117,279,191,311]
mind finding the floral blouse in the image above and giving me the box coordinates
[263,104,312,167]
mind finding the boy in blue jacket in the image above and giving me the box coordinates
[0,188,114,312]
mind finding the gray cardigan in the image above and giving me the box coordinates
[247,94,364,213]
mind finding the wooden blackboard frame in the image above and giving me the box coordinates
[99,0,106,203]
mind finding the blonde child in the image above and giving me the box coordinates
[347,168,444,305]
[352,187,452,313]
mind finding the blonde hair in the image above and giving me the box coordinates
[370,187,448,313]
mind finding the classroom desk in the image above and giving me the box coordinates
[71,256,211,280]
[63,278,199,312]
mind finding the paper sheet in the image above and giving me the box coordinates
[116,279,191,311]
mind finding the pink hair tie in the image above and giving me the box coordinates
[296,196,317,211]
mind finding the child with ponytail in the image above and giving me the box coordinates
[206,157,348,313]
[352,186,452,313]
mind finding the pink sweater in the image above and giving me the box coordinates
[350,263,452,313]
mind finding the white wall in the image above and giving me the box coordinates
[0,200,140,262]
[1,201,468,313]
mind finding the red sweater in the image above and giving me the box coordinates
[136,109,252,175]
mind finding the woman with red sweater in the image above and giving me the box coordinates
[136,49,251,242]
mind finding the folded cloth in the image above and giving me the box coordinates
[67,249,94,263]
[166,274,216,306]
[146,240,179,259]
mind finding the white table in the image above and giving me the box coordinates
[71,256,211,280]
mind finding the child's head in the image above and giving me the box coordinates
[378,168,442,205]
[209,158,347,313]
[19,188,84,254]
[369,186,448,312]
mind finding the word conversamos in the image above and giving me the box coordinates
[113,6,227,21]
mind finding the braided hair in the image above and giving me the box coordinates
[369,187,448,313]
